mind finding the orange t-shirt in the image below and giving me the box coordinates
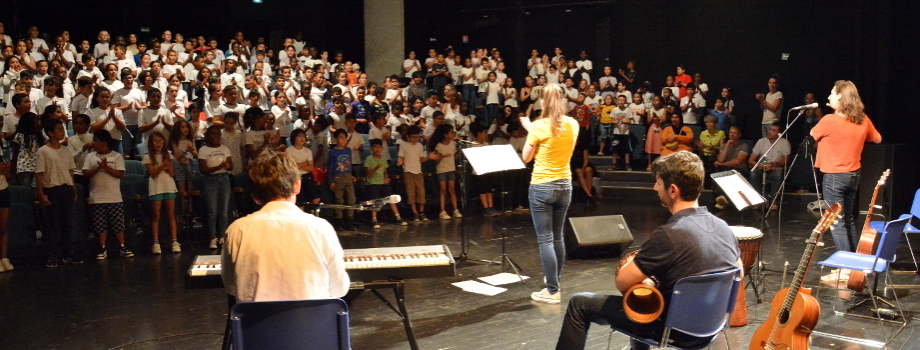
[811,114,880,173]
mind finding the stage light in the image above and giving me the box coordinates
[253,0,262,3]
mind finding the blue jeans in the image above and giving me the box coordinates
[529,179,572,294]
[750,168,783,199]
[485,103,499,126]
[462,84,477,105]
[823,170,860,252]
[203,173,231,238]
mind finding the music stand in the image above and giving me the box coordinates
[712,170,766,300]
[462,145,527,282]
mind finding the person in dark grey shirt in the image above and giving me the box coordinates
[555,151,742,350]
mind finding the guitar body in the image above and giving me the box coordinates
[750,287,821,350]
[847,169,890,292]
[847,228,879,291]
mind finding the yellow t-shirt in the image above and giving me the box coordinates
[527,116,579,184]
[597,104,616,124]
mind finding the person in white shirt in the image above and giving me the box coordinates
[222,152,349,302]
[88,87,127,153]
[112,72,147,157]
[138,89,172,144]
[680,84,706,125]
[93,31,111,64]
[113,46,136,73]
[26,26,49,59]
[576,51,593,85]
[404,51,421,78]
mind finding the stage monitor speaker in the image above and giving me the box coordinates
[565,215,634,259]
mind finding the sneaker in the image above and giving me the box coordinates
[419,213,428,221]
[372,219,381,229]
[96,248,107,260]
[505,208,513,213]
[413,214,421,222]
[531,288,561,304]
[209,238,219,249]
[152,243,162,255]
[439,211,451,220]
[395,216,408,226]
[171,241,181,253]
[490,208,501,217]
[625,166,633,171]
[0,258,13,271]
[45,255,59,268]
[120,246,134,258]
[715,196,728,210]
[453,209,463,218]
[62,254,83,264]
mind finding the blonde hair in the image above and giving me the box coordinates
[540,84,568,137]
[833,80,866,124]
[98,31,110,42]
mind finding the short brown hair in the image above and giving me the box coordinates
[651,151,704,201]
[247,153,301,204]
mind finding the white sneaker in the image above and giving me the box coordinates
[453,209,463,218]
[0,258,13,272]
[152,243,162,255]
[439,211,451,220]
[209,238,218,249]
[171,241,181,253]
[531,288,561,304]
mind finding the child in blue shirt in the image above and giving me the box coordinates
[327,128,356,230]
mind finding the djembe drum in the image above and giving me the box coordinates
[728,226,763,326]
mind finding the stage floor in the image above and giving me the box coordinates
[2,194,918,349]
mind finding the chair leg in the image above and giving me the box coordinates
[722,329,732,350]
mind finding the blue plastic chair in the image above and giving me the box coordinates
[817,218,909,326]
[612,267,741,350]
[869,188,920,271]
[124,160,147,176]
[229,298,350,350]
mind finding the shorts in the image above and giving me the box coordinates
[475,172,496,195]
[366,184,393,200]
[598,124,614,140]
[91,202,126,234]
[149,192,178,201]
[403,172,425,205]
[0,188,9,209]
[296,173,321,203]
[437,172,456,182]
[174,160,194,182]
[611,134,631,155]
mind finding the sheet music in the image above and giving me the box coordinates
[462,145,526,175]
[711,170,765,210]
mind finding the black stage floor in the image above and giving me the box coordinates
[3,194,919,349]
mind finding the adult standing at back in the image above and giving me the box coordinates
[520,84,580,304]
[756,74,783,137]
[812,80,881,268]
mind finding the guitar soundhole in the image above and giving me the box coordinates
[778,309,790,324]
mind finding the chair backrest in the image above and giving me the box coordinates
[876,218,910,263]
[230,298,350,350]
[664,267,739,338]
[910,188,920,220]
[125,160,147,176]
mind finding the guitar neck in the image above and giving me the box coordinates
[782,228,822,309]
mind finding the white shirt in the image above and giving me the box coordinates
[115,58,137,72]
[89,107,125,140]
[83,151,125,204]
[142,154,178,196]
[576,60,593,84]
[287,146,313,174]
[346,131,364,165]
[198,144,231,174]
[138,107,171,143]
[220,72,244,89]
[271,105,293,137]
[368,126,390,161]
[404,59,420,78]
[67,133,94,176]
[680,94,706,125]
[398,142,425,174]
[222,200,350,302]
[112,88,146,125]
[752,137,791,167]
[35,145,76,187]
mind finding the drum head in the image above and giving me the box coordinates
[730,226,764,240]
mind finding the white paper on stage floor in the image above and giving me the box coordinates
[711,170,765,210]
[461,145,526,175]
[451,280,507,296]
[478,273,531,286]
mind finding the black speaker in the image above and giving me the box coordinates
[565,215,634,258]
[859,144,917,220]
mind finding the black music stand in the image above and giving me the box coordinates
[462,145,527,282]
[711,170,766,301]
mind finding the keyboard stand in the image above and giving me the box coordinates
[356,280,419,350]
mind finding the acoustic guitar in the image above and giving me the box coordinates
[846,169,891,291]
[750,203,841,350]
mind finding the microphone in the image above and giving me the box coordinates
[457,140,479,145]
[789,103,819,111]
[362,195,401,207]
